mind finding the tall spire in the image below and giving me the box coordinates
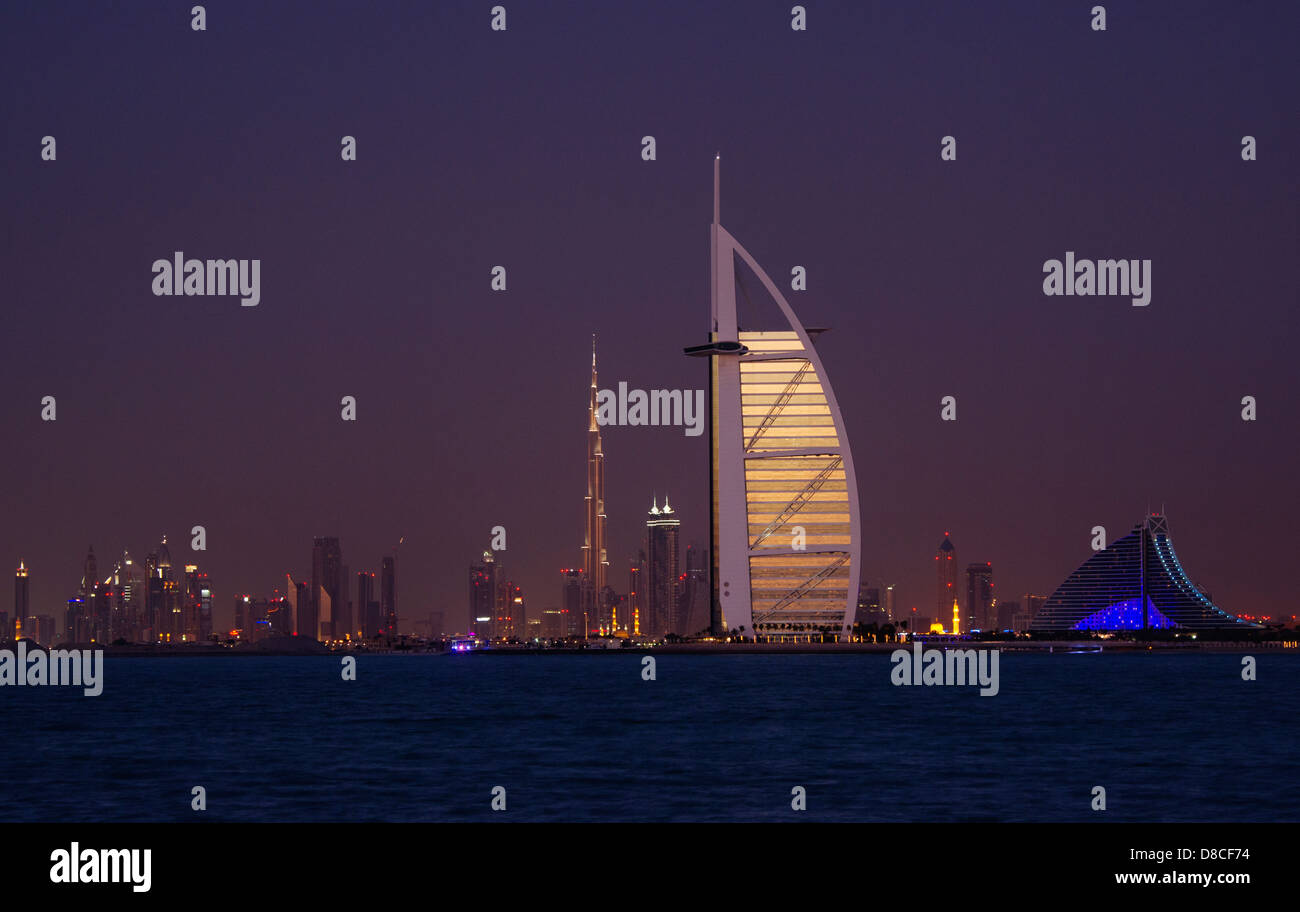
[713,153,720,225]
[582,336,608,636]
[589,335,599,431]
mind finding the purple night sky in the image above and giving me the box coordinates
[2,1,1296,632]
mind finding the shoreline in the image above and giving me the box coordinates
[3,639,1293,657]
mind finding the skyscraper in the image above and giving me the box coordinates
[357,570,373,638]
[581,338,609,633]
[14,562,29,640]
[80,546,97,597]
[108,550,145,642]
[339,561,352,640]
[541,607,567,639]
[235,594,251,635]
[936,534,957,625]
[684,157,861,641]
[181,564,213,642]
[627,553,645,637]
[380,556,397,637]
[495,580,523,639]
[146,572,165,642]
[965,562,994,632]
[646,495,680,637]
[311,536,343,641]
[78,544,111,641]
[855,584,884,626]
[560,568,583,637]
[155,535,180,643]
[65,597,87,644]
[679,544,709,637]
[289,573,315,640]
[469,551,496,636]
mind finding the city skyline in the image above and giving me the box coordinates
[2,299,1289,636]
[8,470,1282,641]
[3,3,1295,635]
[1,323,1284,638]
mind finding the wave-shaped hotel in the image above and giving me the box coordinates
[1031,513,1256,631]
[685,158,860,642]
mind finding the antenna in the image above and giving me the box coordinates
[713,153,720,225]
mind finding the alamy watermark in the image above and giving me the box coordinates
[890,641,999,696]
[0,643,104,696]
[596,383,704,437]
[1043,252,1150,306]
[151,251,260,306]
[50,843,150,892]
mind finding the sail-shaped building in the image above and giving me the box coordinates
[686,157,861,642]
[1031,513,1257,631]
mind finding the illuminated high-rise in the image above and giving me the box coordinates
[646,496,681,637]
[181,564,213,642]
[628,552,645,637]
[936,535,956,625]
[495,579,523,639]
[1031,513,1258,631]
[154,535,180,643]
[469,551,496,636]
[581,338,609,634]
[685,157,861,641]
[13,562,29,640]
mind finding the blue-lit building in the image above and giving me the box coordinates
[1031,513,1257,632]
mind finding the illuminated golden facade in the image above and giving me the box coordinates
[741,332,855,636]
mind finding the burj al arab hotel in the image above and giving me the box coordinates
[685,157,861,642]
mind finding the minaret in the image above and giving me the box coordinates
[581,336,608,636]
